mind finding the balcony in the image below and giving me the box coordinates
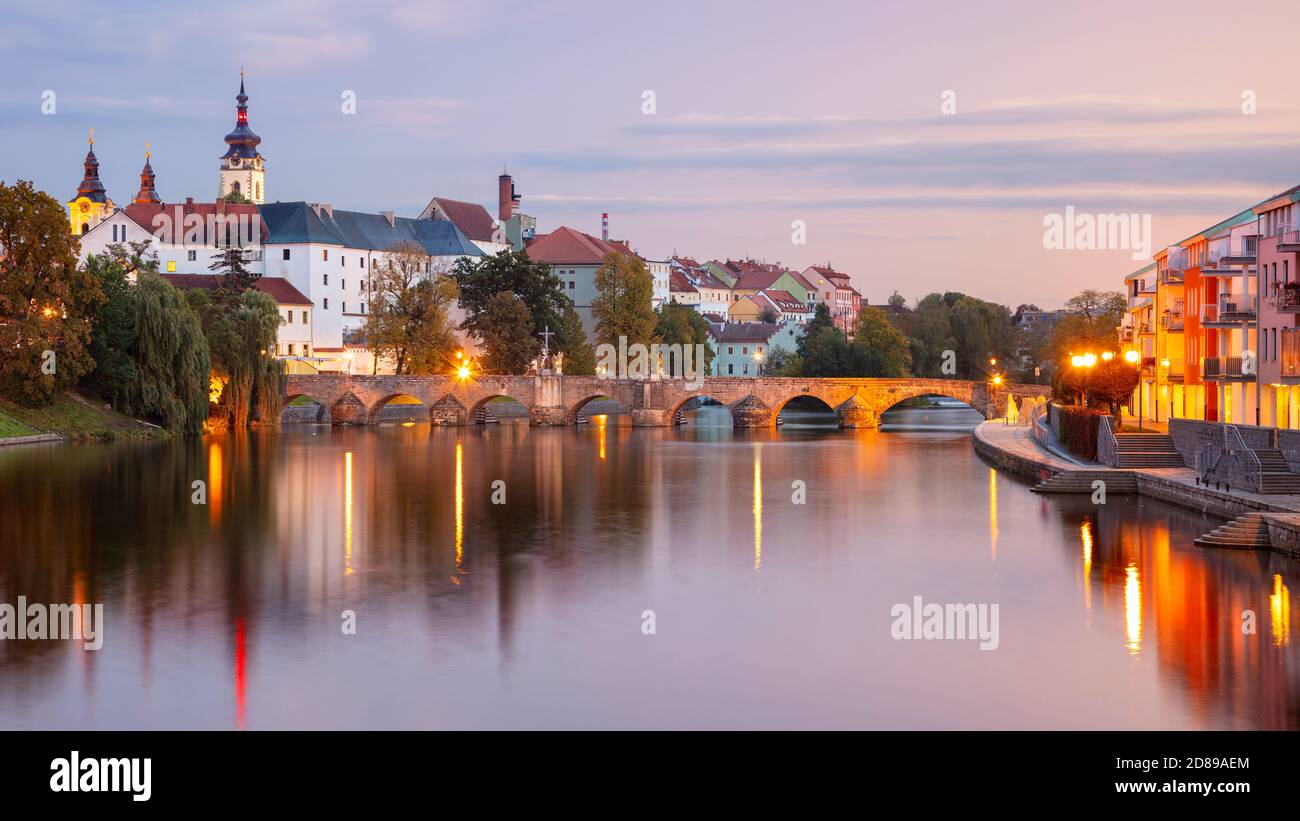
[1203,356,1254,380]
[1161,310,1184,331]
[1201,296,1256,326]
[1201,252,1252,276]
[1138,321,1154,335]
[1274,284,1300,312]
[1118,326,1134,343]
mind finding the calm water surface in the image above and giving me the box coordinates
[2,406,1298,729]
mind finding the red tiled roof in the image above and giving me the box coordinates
[429,197,496,242]
[733,269,785,291]
[709,322,780,343]
[701,311,725,323]
[669,269,697,293]
[159,273,313,305]
[671,256,702,270]
[123,201,266,242]
[759,289,806,311]
[525,226,637,265]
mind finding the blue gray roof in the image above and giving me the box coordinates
[258,202,483,256]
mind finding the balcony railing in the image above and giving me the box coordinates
[1203,356,1247,378]
[1279,228,1300,251]
[1202,296,1255,324]
[1161,311,1184,330]
[1277,285,1300,312]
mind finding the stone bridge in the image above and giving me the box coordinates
[282,374,1051,428]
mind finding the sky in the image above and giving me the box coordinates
[3,0,1300,309]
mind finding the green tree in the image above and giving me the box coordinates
[365,242,459,375]
[223,189,251,204]
[208,246,257,294]
[654,302,716,375]
[477,291,540,374]
[852,306,912,377]
[452,249,568,344]
[80,252,139,409]
[1045,289,1127,381]
[1087,357,1141,421]
[558,301,596,375]
[0,180,103,405]
[187,287,283,429]
[797,305,859,376]
[591,252,656,347]
[887,290,907,308]
[126,271,213,433]
[757,306,779,324]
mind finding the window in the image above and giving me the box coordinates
[283,249,291,260]
[342,280,346,291]
[568,281,575,290]
[343,302,347,313]
[361,303,366,314]
[324,299,329,310]
[166,260,176,272]
[743,364,749,375]
[304,345,310,356]
[324,274,329,286]
[187,250,197,262]
[301,311,308,324]
[742,347,748,355]
[728,346,734,355]
[288,344,296,356]
[286,311,293,324]
[323,250,329,261]
[341,257,346,267]
[727,363,734,375]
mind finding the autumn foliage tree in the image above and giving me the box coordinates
[1086,358,1140,421]
[591,251,656,347]
[365,243,459,375]
[0,180,104,405]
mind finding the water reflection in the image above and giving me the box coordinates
[1,412,1300,729]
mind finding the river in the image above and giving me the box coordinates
[1,406,1298,729]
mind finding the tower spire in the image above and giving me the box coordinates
[74,128,108,203]
[134,143,160,205]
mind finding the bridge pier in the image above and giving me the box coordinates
[631,409,673,427]
[731,396,773,428]
[837,405,878,428]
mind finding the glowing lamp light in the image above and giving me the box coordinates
[991,374,1004,386]
[1160,358,1170,368]
[1124,350,1140,364]
[41,306,57,318]
[1083,353,1097,367]
[1071,355,1085,368]
[1101,351,1114,362]
[457,365,471,380]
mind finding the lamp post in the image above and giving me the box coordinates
[1071,353,1097,408]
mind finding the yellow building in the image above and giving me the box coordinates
[66,130,114,236]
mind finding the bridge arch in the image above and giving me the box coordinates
[772,393,839,422]
[469,393,532,425]
[566,393,629,424]
[281,393,329,423]
[369,393,429,424]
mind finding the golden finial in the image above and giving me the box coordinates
[89,127,94,147]
[145,142,151,161]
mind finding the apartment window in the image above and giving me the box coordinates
[1286,261,1290,284]
[568,281,575,290]
[323,250,329,262]
[286,311,293,324]
[187,250,197,262]
[343,302,347,313]
[283,249,291,260]
[342,280,346,291]
[1263,329,1269,361]
[341,257,346,267]
[727,363,734,375]
[361,303,366,314]
[1275,328,1279,361]
[304,345,311,356]
[302,311,308,324]
[289,344,296,356]
[324,299,329,310]
[728,346,734,355]
[743,364,749,375]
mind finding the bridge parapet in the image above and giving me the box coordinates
[281,373,1051,428]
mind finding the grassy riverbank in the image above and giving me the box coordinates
[0,393,163,441]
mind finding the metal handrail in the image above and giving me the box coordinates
[1099,414,1119,465]
[1225,424,1261,488]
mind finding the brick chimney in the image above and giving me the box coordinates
[498,171,520,221]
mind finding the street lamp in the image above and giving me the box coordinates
[1071,352,1096,407]
[753,348,764,376]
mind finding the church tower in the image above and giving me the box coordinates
[218,70,265,204]
[67,129,114,236]
[134,144,161,205]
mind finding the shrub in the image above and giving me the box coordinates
[1055,404,1107,461]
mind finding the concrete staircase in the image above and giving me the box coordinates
[1193,512,1272,549]
[1032,470,1139,495]
[1251,449,1300,494]
[1111,433,1184,468]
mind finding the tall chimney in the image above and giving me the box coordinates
[601,212,609,242]
[498,171,520,221]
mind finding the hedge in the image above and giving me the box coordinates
[1055,404,1108,462]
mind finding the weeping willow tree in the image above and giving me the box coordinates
[125,272,212,433]
[187,287,284,430]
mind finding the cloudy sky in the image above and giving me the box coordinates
[4,0,1300,308]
